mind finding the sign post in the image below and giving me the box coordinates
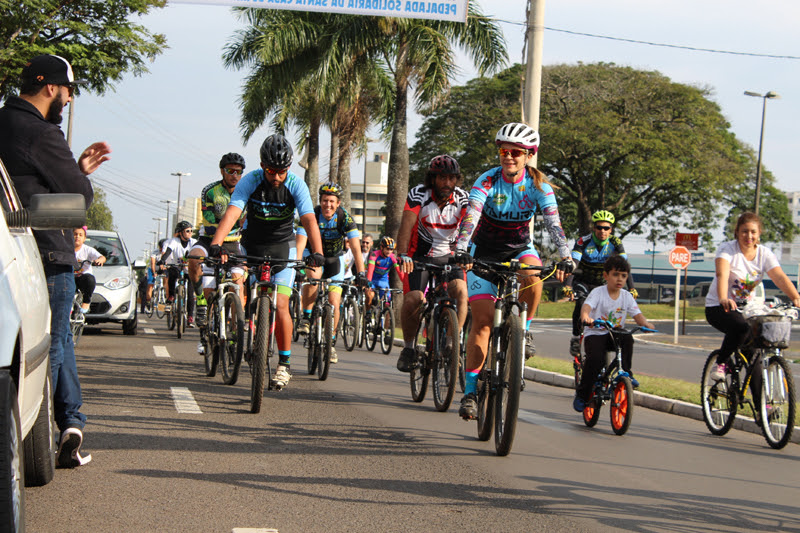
[668,245,692,343]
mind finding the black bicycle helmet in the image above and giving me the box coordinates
[219,152,245,169]
[259,134,293,169]
[429,155,460,175]
[174,220,192,234]
[319,181,343,198]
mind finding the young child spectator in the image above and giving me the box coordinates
[73,226,106,312]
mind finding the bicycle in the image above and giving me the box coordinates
[151,274,167,319]
[190,255,246,385]
[339,281,361,352]
[364,287,401,354]
[469,258,558,456]
[240,254,305,413]
[304,278,335,381]
[164,263,189,337]
[701,304,798,449]
[580,319,656,436]
[458,307,472,393]
[289,277,304,342]
[569,282,591,389]
[409,260,462,412]
[69,288,85,346]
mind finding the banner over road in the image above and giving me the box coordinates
[170,0,469,23]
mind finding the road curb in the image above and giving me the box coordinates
[523,366,799,445]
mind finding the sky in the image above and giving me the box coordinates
[66,0,800,259]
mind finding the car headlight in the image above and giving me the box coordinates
[104,277,132,290]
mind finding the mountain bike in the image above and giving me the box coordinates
[289,277,304,342]
[304,278,335,381]
[470,258,558,456]
[364,287,401,354]
[458,307,472,393]
[165,263,189,337]
[701,304,798,449]
[580,320,656,436]
[409,260,463,412]
[339,281,361,352]
[240,255,305,414]
[152,274,167,319]
[190,255,246,385]
[569,281,591,389]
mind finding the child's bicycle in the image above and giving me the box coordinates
[364,287,402,354]
[580,319,656,436]
[701,304,798,449]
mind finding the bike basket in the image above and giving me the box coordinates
[748,315,792,349]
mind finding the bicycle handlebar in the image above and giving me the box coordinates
[589,319,658,334]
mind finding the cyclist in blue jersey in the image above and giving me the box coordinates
[366,236,402,308]
[210,134,324,389]
[296,181,367,363]
[453,122,574,420]
[564,210,636,357]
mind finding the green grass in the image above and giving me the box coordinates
[535,301,707,321]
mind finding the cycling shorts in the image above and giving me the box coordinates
[406,255,464,293]
[302,250,345,294]
[466,243,541,302]
[191,238,245,290]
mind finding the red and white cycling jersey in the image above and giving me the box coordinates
[405,184,468,258]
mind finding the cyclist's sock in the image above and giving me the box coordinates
[303,309,312,319]
[404,341,414,349]
[278,350,291,368]
[526,318,534,331]
[464,369,480,396]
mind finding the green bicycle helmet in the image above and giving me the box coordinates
[591,210,615,225]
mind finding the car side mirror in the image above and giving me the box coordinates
[132,259,147,270]
[4,193,86,230]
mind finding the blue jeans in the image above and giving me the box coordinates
[45,264,86,432]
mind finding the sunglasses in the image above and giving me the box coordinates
[498,148,527,159]
[264,167,287,176]
[595,225,612,231]
[61,84,75,97]
[223,168,243,176]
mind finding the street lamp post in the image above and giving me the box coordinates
[152,217,166,242]
[171,172,191,223]
[744,90,780,215]
[160,199,176,236]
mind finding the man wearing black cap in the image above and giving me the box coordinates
[0,54,111,468]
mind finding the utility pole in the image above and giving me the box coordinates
[161,199,175,236]
[171,172,191,223]
[523,0,546,167]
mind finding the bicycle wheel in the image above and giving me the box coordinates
[582,390,600,427]
[432,307,459,412]
[494,314,523,456]
[166,300,176,330]
[250,294,271,414]
[364,307,377,351]
[476,370,494,442]
[155,287,166,319]
[701,351,738,436]
[145,295,154,318]
[573,351,584,391]
[342,298,359,352]
[410,315,430,403]
[458,309,471,393]
[610,376,634,435]
[290,289,301,342]
[759,355,796,449]
[220,292,245,386]
[318,305,334,381]
[307,308,319,375]
[380,307,394,355]
[203,300,219,377]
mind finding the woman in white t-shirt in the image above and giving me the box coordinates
[705,212,800,382]
[73,227,106,312]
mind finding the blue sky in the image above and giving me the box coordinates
[68,0,799,258]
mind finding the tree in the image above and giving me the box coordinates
[86,186,114,231]
[0,0,167,99]
[410,62,784,248]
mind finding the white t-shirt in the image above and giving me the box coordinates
[161,237,197,266]
[74,245,103,275]
[705,240,779,307]
[582,286,642,338]
[342,249,355,280]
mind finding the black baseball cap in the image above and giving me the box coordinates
[21,54,86,86]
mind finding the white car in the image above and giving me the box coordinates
[0,158,86,532]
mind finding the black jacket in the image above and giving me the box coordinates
[0,96,93,266]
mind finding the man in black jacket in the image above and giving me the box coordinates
[0,54,111,468]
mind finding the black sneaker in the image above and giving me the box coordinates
[525,330,536,360]
[195,305,207,328]
[57,427,92,468]
[459,393,478,420]
[397,347,415,372]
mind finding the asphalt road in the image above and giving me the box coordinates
[25,315,800,532]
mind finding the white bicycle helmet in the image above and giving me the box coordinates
[495,122,540,153]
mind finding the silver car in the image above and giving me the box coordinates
[84,230,140,335]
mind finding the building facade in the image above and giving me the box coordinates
[781,191,800,263]
[350,151,389,237]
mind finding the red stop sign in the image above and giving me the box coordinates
[669,245,692,269]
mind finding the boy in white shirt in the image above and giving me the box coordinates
[573,255,654,412]
[73,226,106,312]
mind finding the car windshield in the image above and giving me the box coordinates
[85,234,128,266]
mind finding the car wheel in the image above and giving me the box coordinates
[0,371,25,533]
[122,310,138,336]
[23,364,56,487]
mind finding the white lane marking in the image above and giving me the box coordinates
[154,346,170,358]
[518,409,571,434]
[144,328,156,334]
[171,387,202,414]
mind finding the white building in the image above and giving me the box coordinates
[781,191,800,263]
[350,151,389,237]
